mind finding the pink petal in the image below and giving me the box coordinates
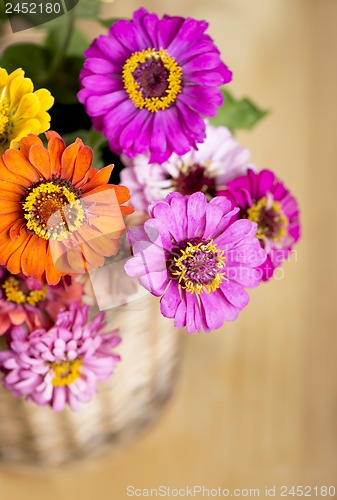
[160,281,181,318]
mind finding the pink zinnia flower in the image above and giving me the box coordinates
[125,192,266,333]
[0,304,121,411]
[0,266,84,335]
[219,169,300,281]
[79,8,232,163]
[121,122,253,211]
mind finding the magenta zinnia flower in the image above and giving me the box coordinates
[0,304,121,411]
[219,169,300,281]
[125,192,266,333]
[79,8,232,163]
[121,122,252,211]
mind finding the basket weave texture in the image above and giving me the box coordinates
[0,294,181,466]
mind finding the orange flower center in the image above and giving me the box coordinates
[22,181,85,241]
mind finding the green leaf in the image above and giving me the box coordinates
[44,55,84,104]
[44,18,68,55]
[75,0,99,18]
[98,18,120,29]
[45,22,88,58]
[86,128,108,170]
[62,128,107,169]
[62,129,89,145]
[209,88,268,133]
[67,28,88,57]
[0,44,50,85]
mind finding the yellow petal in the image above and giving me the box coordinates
[7,68,24,85]
[14,93,41,119]
[8,75,34,110]
[0,68,9,92]
[34,88,54,112]
[34,110,51,133]
[10,118,41,145]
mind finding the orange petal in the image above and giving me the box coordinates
[1,154,32,187]
[77,223,120,258]
[0,213,19,234]
[2,149,40,184]
[66,247,91,273]
[7,234,31,274]
[0,180,25,200]
[28,144,52,179]
[0,317,11,335]
[60,140,81,180]
[87,204,118,216]
[81,165,113,193]
[112,184,132,205]
[0,178,26,197]
[45,130,62,141]
[86,169,97,182]
[19,134,43,159]
[86,233,120,259]
[0,201,22,215]
[20,234,47,280]
[71,236,105,269]
[82,185,115,198]
[9,310,27,326]
[72,146,93,187]
[9,219,25,241]
[0,232,31,269]
[45,245,63,285]
[48,137,66,177]
[51,242,75,275]
[120,205,135,216]
[90,215,125,236]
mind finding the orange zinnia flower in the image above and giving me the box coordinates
[0,132,134,285]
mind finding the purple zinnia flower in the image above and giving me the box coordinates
[121,121,253,211]
[219,169,300,281]
[0,304,121,411]
[124,192,266,333]
[78,8,232,163]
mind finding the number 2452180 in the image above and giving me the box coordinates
[5,3,62,14]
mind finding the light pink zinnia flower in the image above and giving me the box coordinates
[0,304,121,411]
[120,122,253,211]
[125,192,266,333]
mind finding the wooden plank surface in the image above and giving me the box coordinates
[0,0,336,498]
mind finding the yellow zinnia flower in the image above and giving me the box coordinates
[0,68,54,155]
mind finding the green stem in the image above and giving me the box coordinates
[48,7,75,77]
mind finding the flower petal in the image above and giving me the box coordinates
[160,281,181,318]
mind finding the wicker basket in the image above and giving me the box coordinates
[0,294,182,466]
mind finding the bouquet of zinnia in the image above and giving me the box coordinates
[0,7,300,413]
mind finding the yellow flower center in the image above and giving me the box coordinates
[122,48,182,112]
[22,181,85,241]
[247,197,288,242]
[0,93,11,143]
[172,240,226,294]
[2,276,47,305]
[0,107,9,135]
[51,359,83,387]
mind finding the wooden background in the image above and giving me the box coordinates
[1,0,336,498]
